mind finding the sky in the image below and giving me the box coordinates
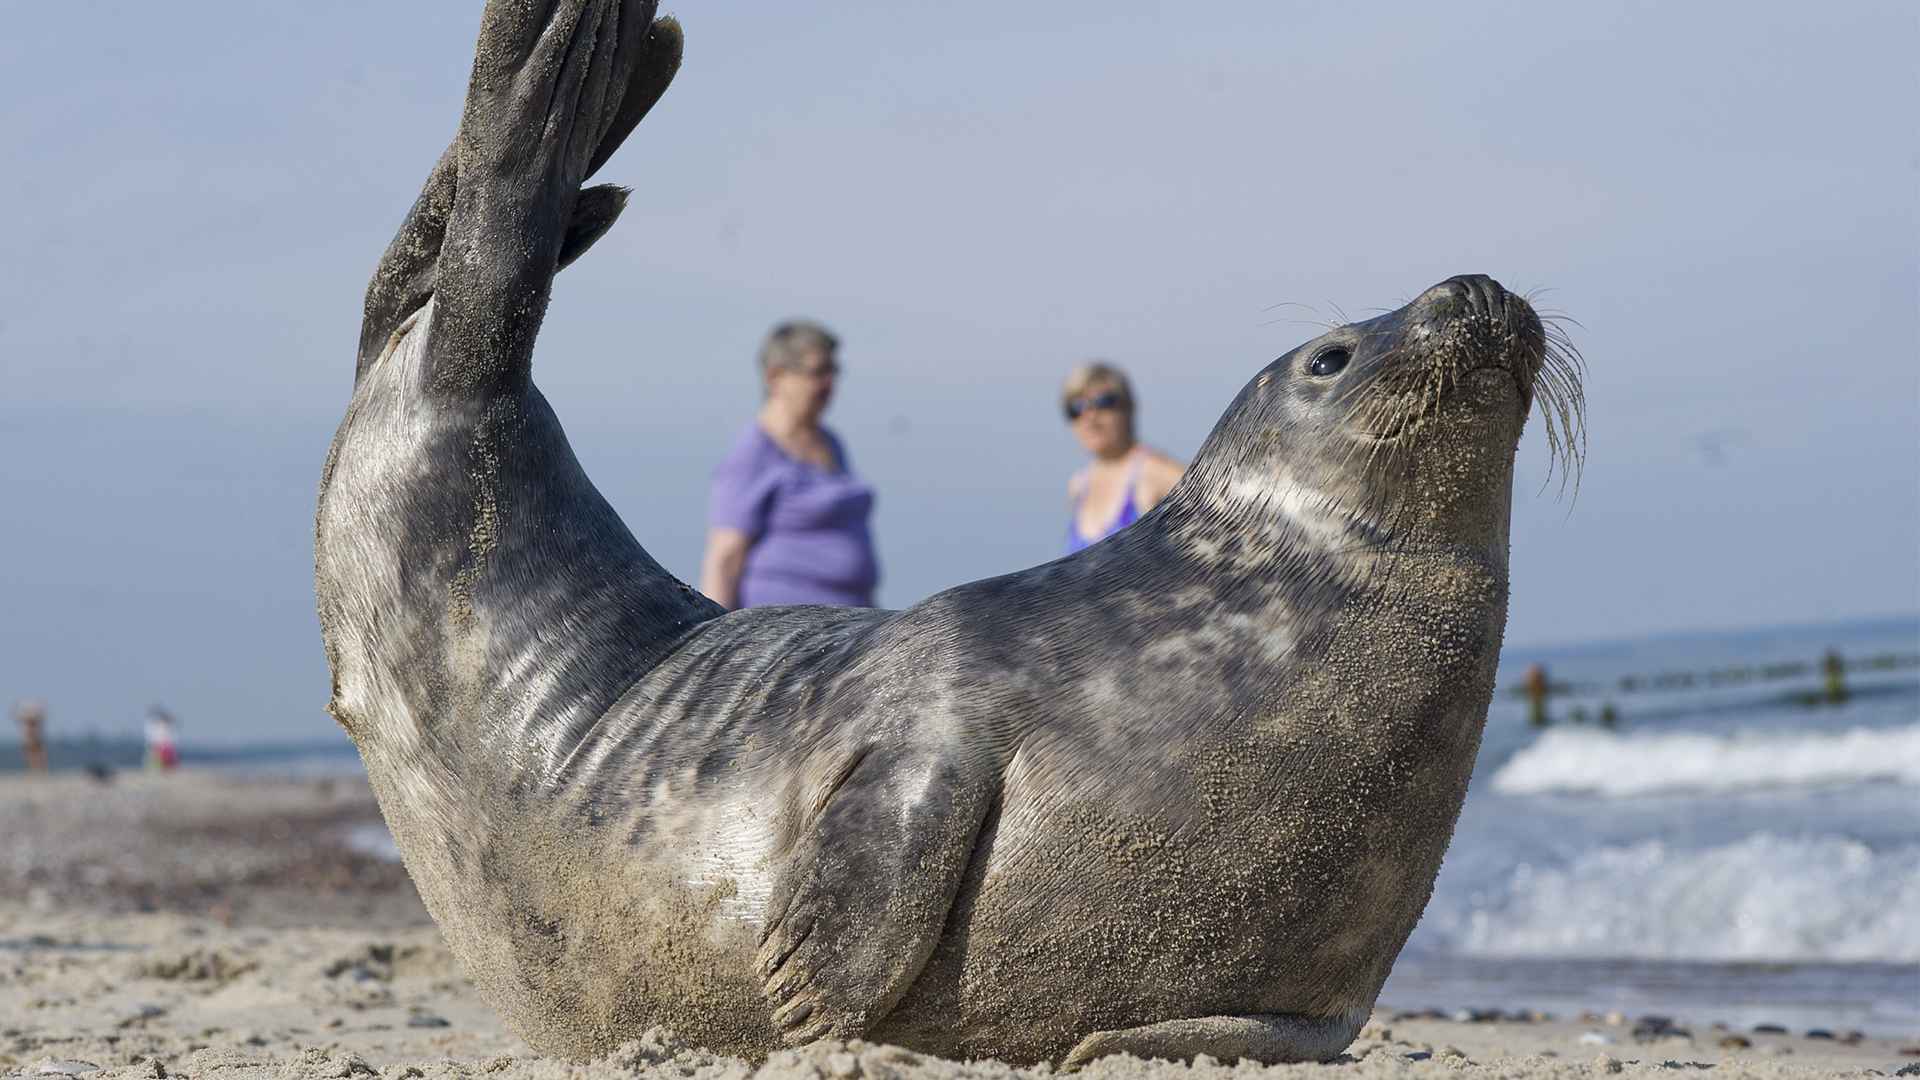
[1,2,1915,744]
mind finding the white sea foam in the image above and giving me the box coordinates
[342,821,401,861]
[1490,724,1920,796]
[1436,833,1920,963]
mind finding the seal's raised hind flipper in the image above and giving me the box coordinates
[356,169,640,384]
[756,743,998,1044]
[354,0,681,390]
[356,145,455,382]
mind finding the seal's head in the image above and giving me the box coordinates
[1183,274,1585,554]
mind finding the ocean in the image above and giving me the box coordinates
[7,615,1915,1035]
[1378,614,1920,1034]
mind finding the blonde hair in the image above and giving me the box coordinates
[1061,361,1136,432]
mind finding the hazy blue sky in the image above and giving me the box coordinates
[2,3,1914,744]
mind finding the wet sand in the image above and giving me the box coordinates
[3,771,1914,1079]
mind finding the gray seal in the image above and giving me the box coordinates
[315,0,1587,1067]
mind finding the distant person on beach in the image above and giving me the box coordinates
[699,320,879,610]
[1061,361,1184,553]
[144,705,179,771]
[1822,648,1849,704]
[1523,663,1550,727]
[13,699,48,772]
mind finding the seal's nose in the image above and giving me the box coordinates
[1415,274,1508,321]
[1414,274,1542,342]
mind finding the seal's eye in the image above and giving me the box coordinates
[1308,347,1350,377]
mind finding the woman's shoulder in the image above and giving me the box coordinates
[1138,445,1185,478]
[714,422,780,477]
[1135,445,1186,501]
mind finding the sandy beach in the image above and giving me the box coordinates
[3,771,1914,1080]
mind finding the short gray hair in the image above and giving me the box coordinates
[759,320,840,373]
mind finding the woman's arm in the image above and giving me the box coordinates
[698,527,753,610]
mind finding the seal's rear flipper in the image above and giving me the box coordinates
[357,146,455,382]
[1061,1010,1368,1069]
[585,15,682,180]
[354,0,682,394]
[557,185,630,271]
[357,171,638,384]
[756,745,996,1044]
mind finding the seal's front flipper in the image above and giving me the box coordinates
[1062,1010,1368,1070]
[756,745,995,1045]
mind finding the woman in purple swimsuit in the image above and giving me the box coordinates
[699,321,880,609]
[1061,361,1185,554]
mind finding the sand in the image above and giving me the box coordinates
[3,771,1914,1080]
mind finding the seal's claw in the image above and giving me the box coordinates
[765,960,811,1005]
[772,997,814,1031]
[785,1016,838,1047]
[1059,1031,1120,1071]
[756,911,815,979]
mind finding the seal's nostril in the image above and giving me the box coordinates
[1470,278,1496,319]
[1417,275,1520,326]
[1449,275,1511,323]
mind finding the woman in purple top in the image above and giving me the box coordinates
[699,320,879,609]
[1061,361,1185,554]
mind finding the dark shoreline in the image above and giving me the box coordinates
[0,736,361,775]
[2,770,425,930]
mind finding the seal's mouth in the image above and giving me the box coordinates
[1347,326,1583,497]
[1352,357,1534,443]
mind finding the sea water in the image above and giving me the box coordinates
[1379,614,1920,1034]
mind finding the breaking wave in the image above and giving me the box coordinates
[1432,833,1920,963]
[1490,724,1920,797]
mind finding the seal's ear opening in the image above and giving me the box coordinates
[558,185,631,271]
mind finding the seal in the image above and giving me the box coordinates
[315,0,1587,1067]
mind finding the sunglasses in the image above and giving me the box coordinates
[1064,391,1125,421]
[785,361,840,379]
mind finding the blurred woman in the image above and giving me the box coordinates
[1061,361,1183,554]
[13,699,48,773]
[699,320,879,609]
[144,705,179,772]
